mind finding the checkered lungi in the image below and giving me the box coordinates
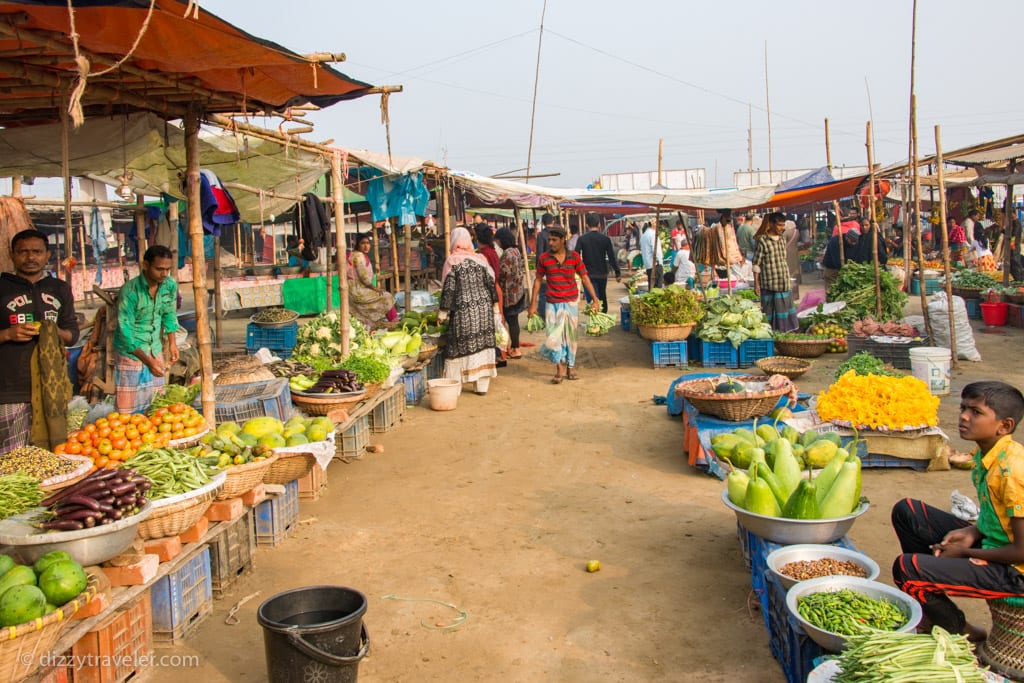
[115,353,165,415]
[0,402,31,452]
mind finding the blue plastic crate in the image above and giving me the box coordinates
[426,352,444,380]
[700,340,739,368]
[738,339,775,368]
[910,278,942,296]
[965,297,982,320]
[150,545,213,644]
[651,340,687,368]
[620,308,632,332]
[192,377,291,423]
[245,322,298,353]
[689,337,703,361]
[766,572,827,683]
[255,480,299,547]
[401,368,427,406]
[858,452,930,471]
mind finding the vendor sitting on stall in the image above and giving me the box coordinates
[892,381,1024,641]
[347,232,398,327]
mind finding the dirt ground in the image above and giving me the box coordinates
[140,273,1024,683]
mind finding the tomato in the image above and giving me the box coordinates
[65,441,82,454]
[183,426,197,437]
[83,423,97,434]
[95,456,109,468]
[158,423,172,434]
[125,427,139,441]
[81,447,97,460]
[130,439,142,450]
[108,418,122,429]
[141,432,156,444]
[111,428,126,440]
[170,422,183,433]
[95,418,109,429]
[161,413,176,425]
[97,439,112,455]
[170,431,185,440]
[108,450,123,462]
[110,436,127,451]
[130,414,145,425]
[104,461,119,470]
[53,443,66,454]
[97,426,112,439]
[169,403,186,414]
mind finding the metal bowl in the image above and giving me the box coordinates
[786,576,922,652]
[0,502,153,567]
[721,490,869,544]
[766,544,881,591]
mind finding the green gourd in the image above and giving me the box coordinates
[772,439,802,499]
[727,469,750,507]
[744,469,782,517]
[800,429,820,447]
[732,428,758,445]
[814,450,848,505]
[782,473,820,520]
[754,462,789,509]
[819,460,860,518]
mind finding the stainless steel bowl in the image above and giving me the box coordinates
[721,490,869,544]
[0,502,153,567]
[766,544,881,590]
[785,576,922,652]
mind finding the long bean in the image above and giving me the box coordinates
[797,589,908,635]
[0,473,43,518]
[833,627,984,682]
[121,447,211,500]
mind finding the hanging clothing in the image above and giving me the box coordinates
[29,321,72,450]
[89,206,107,284]
[197,170,240,235]
[299,193,329,260]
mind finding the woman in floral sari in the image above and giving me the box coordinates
[347,233,396,326]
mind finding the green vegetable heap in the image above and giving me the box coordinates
[697,295,771,348]
[835,352,903,381]
[828,263,906,321]
[630,286,703,327]
[338,355,391,384]
[797,588,908,636]
[0,473,43,519]
[147,383,201,415]
[949,269,998,290]
[834,627,985,682]
[121,447,212,501]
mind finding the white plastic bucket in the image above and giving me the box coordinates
[427,378,461,411]
[909,347,951,396]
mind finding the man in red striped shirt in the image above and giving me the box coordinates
[527,225,598,384]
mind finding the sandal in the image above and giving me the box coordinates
[566,369,580,380]
[550,374,564,384]
[507,351,523,359]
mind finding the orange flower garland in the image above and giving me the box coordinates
[817,371,940,430]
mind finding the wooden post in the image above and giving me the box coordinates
[403,223,413,312]
[910,95,933,340]
[1004,160,1017,285]
[331,152,350,356]
[135,194,146,269]
[866,122,882,318]
[934,126,958,366]
[825,118,845,263]
[513,205,532,294]
[184,110,215,424]
[213,233,222,348]
[901,175,910,279]
[78,216,88,303]
[168,200,179,280]
[389,218,400,293]
[325,200,333,312]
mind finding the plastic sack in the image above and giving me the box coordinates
[395,290,435,312]
[925,292,982,361]
[797,289,827,313]
[494,309,510,348]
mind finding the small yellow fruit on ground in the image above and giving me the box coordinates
[585,560,601,573]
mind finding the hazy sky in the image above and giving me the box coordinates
[30,1,1024,193]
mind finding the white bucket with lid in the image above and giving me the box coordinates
[909,347,951,396]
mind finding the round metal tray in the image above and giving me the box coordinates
[0,501,154,566]
[765,543,881,591]
[721,490,869,545]
[249,310,299,327]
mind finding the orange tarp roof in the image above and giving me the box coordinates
[743,175,867,210]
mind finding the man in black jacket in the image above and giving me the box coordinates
[851,218,888,267]
[0,230,78,451]
[576,213,621,312]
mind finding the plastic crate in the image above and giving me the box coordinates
[426,351,445,380]
[192,377,291,423]
[1008,303,1024,328]
[738,339,775,368]
[208,509,255,599]
[337,414,370,459]
[688,336,703,361]
[966,297,982,320]
[859,452,930,471]
[651,340,687,368]
[255,479,299,547]
[297,463,327,501]
[910,278,942,296]
[766,572,827,683]
[150,546,213,645]
[369,386,405,433]
[245,322,298,353]
[700,339,739,368]
[71,590,152,683]
[620,308,632,332]
[400,368,427,406]
[845,335,931,370]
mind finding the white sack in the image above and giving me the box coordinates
[925,292,982,361]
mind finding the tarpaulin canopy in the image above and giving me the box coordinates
[567,185,778,211]
[0,0,375,125]
[776,167,835,192]
[450,171,567,209]
[740,175,867,210]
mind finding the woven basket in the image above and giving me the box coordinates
[138,474,224,540]
[0,573,99,682]
[979,599,1024,680]
[167,427,210,450]
[773,338,831,358]
[417,344,438,362]
[263,452,317,485]
[675,375,792,422]
[291,384,379,416]
[754,356,812,380]
[1006,292,1024,305]
[636,322,696,341]
[215,453,279,500]
[951,286,983,300]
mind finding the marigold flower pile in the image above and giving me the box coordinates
[817,371,940,430]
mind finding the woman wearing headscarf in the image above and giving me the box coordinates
[438,227,499,395]
[495,227,526,359]
[752,212,799,332]
[347,232,397,326]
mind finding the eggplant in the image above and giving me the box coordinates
[42,519,85,531]
[99,496,116,505]
[116,495,137,508]
[58,508,102,522]
[109,482,136,497]
[62,495,100,511]
[83,516,97,528]
[108,509,123,520]
[100,517,114,525]
[96,502,115,514]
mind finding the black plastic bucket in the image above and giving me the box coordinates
[257,586,370,683]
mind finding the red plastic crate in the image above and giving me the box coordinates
[71,590,152,683]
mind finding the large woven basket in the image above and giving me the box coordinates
[951,286,984,300]
[675,375,792,422]
[754,355,812,380]
[773,338,831,358]
[637,322,696,341]
[138,473,225,540]
[1006,292,1024,305]
[215,453,279,500]
[263,452,317,485]
[979,599,1024,681]
[291,384,379,416]
[0,573,99,682]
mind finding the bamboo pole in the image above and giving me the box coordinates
[22,198,129,209]
[184,109,214,424]
[934,126,958,366]
[331,152,350,356]
[135,194,146,269]
[59,92,72,283]
[168,200,179,280]
[78,216,87,303]
[1003,160,1017,285]
[825,118,845,263]
[901,175,910,280]
[389,219,400,293]
[213,233,222,348]
[765,40,773,184]
[403,223,412,313]
[440,180,452,257]
[866,122,882,318]
[910,95,932,341]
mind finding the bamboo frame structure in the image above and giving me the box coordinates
[824,118,844,263]
[934,126,958,366]
[184,109,214,423]
[866,122,882,318]
[910,95,933,341]
[331,151,351,356]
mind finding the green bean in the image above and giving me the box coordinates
[121,447,211,500]
[0,473,43,518]
[797,589,908,636]
[833,627,984,682]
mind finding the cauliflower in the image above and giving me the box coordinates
[316,326,334,340]
[307,342,322,357]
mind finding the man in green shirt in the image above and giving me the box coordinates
[114,245,180,414]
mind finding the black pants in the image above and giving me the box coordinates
[503,305,522,349]
[891,498,1024,632]
[584,277,609,312]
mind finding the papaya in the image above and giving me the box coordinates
[819,432,843,446]
[782,476,821,520]
[805,440,839,468]
[732,428,758,445]
[781,425,800,446]
[800,429,820,447]
[38,561,87,606]
[743,469,782,517]
[772,440,802,499]
[0,565,37,598]
[756,424,780,444]
[0,584,46,626]
[819,460,860,518]
[0,555,14,578]
[726,470,750,507]
[33,551,71,577]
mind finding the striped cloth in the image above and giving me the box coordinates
[0,402,30,452]
[115,353,165,415]
[760,290,799,333]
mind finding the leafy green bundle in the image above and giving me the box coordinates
[629,286,703,326]
[827,263,906,321]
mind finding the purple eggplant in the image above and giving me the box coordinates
[42,519,84,531]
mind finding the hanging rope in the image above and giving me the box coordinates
[65,0,158,127]
[380,91,393,168]
[183,0,200,19]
